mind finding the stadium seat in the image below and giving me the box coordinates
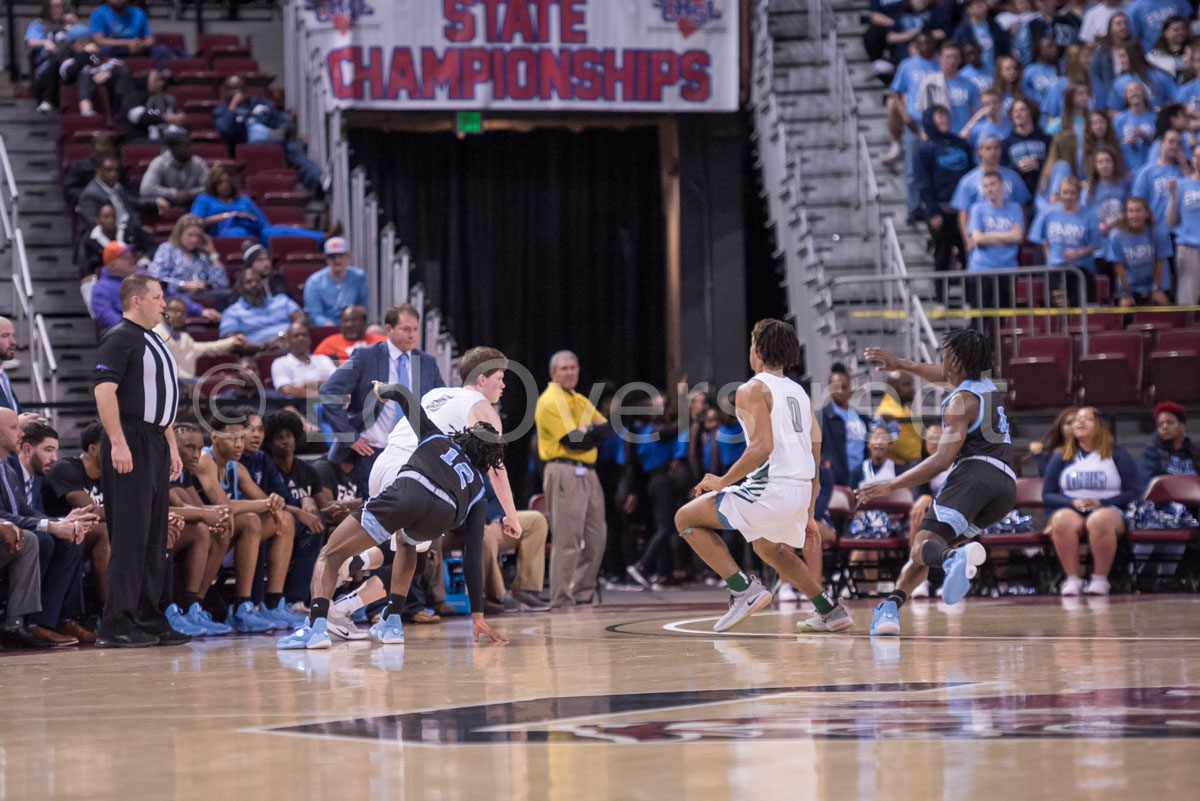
[171,83,218,103]
[833,487,912,598]
[280,263,318,296]
[123,56,156,74]
[206,46,254,63]
[269,235,321,263]
[260,191,310,208]
[247,173,301,195]
[309,325,339,348]
[167,57,210,73]
[156,33,188,52]
[1148,330,1200,403]
[58,113,109,145]
[256,350,286,388]
[121,143,165,169]
[186,323,219,342]
[977,477,1055,595]
[1126,475,1200,592]
[213,236,254,264]
[193,142,232,162]
[828,485,854,534]
[172,70,221,87]
[1078,331,1143,406]
[213,57,260,77]
[1007,336,1073,409]
[1133,310,1191,329]
[236,144,288,173]
[197,33,243,53]
[182,113,217,133]
[267,206,308,226]
[280,253,325,271]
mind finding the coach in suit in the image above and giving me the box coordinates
[0,316,22,414]
[319,303,444,494]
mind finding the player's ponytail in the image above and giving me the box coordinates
[450,421,507,473]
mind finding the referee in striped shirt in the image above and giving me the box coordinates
[93,271,186,648]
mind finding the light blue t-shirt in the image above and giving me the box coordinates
[1146,131,1197,167]
[967,199,1025,271]
[969,118,1013,148]
[1132,161,1184,225]
[831,403,867,476]
[1170,176,1200,247]
[88,5,151,39]
[1036,160,1075,212]
[1105,226,1174,294]
[1029,205,1104,273]
[1174,79,1200,111]
[959,64,993,94]
[891,56,940,118]
[971,23,996,70]
[1128,0,1191,53]
[945,76,982,132]
[302,266,370,327]
[1112,109,1158,173]
[951,165,1033,211]
[1083,178,1133,229]
[1107,73,1172,112]
[1021,63,1059,107]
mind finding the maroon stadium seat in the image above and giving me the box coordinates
[197,34,242,53]
[978,477,1054,594]
[260,191,310,208]
[246,173,301,195]
[167,57,210,73]
[267,206,307,226]
[280,253,326,272]
[182,112,216,133]
[269,235,321,263]
[1008,336,1073,409]
[310,325,339,348]
[1132,310,1191,328]
[171,70,221,87]
[121,143,165,168]
[280,263,319,296]
[193,142,231,162]
[1094,275,1110,304]
[171,83,218,104]
[58,113,109,144]
[156,33,187,52]
[1148,329,1200,403]
[213,236,255,264]
[213,58,260,77]
[123,56,156,74]
[236,144,288,173]
[1127,475,1200,592]
[207,46,254,63]
[256,350,286,388]
[1078,331,1144,406]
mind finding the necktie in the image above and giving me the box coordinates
[25,479,33,505]
[0,371,16,410]
[0,466,18,514]
[398,352,410,390]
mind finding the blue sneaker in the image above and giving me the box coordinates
[870,600,900,636]
[166,603,206,636]
[258,599,306,630]
[941,542,987,605]
[369,613,405,644]
[229,601,273,633]
[276,617,331,650]
[184,602,232,635]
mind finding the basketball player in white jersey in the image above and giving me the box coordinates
[330,348,522,630]
[675,319,853,633]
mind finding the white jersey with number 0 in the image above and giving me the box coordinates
[741,371,816,483]
[368,387,488,496]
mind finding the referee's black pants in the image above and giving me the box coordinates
[99,419,171,638]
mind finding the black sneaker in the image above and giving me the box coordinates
[95,631,160,649]
[154,628,192,646]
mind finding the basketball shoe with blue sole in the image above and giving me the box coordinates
[369,613,405,644]
[228,601,274,633]
[941,542,987,605]
[870,600,900,636]
[259,599,307,630]
[277,617,331,650]
[166,603,206,636]
[184,602,232,635]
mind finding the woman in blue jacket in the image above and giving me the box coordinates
[1042,406,1143,596]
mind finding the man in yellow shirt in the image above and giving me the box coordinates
[535,350,612,608]
[873,371,922,466]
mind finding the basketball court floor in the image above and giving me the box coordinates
[2,594,1198,800]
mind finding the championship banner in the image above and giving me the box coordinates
[302,0,739,111]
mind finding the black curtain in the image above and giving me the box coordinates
[350,126,667,390]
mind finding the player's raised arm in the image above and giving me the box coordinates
[865,346,946,384]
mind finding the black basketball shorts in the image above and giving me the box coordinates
[920,458,1017,543]
[354,470,458,547]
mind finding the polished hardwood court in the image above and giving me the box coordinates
[2,594,1199,801]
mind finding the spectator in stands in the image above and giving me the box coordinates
[874,370,922,466]
[1145,105,1191,170]
[87,0,175,64]
[76,156,153,252]
[140,134,209,211]
[313,304,384,363]
[1107,194,1172,305]
[952,136,1032,237]
[883,31,939,189]
[1029,175,1103,305]
[1045,80,1090,134]
[959,41,993,93]
[1091,13,1137,99]
[1112,82,1157,174]
[58,25,131,117]
[1141,401,1199,478]
[864,0,908,78]
[820,362,867,487]
[1079,0,1127,44]
[623,392,687,591]
[90,242,139,331]
[966,170,1026,306]
[1173,42,1200,107]
[219,267,304,344]
[916,105,974,289]
[1027,406,1079,476]
[1039,131,1082,211]
[271,321,336,400]
[885,0,947,66]
[240,243,293,301]
[320,302,443,489]
[953,0,1012,73]
[916,42,981,147]
[153,296,244,380]
[851,427,900,489]
[150,214,231,311]
[1087,110,1125,178]
[1003,97,1051,198]
[119,69,186,143]
[991,54,1024,111]
[996,0,1039,39]
[0,317,21,414]
[1127,0,1191,53]
[1041,43,1092,123]
[76,204,137,316]
[1085,147,1133,236]
[1015,0,1081,64]
[213,75,251,141]
[1165,143,1200,306]
[535,349,611,607]
[303,237,369,327]
[961,88,1012,147]
[1145,14,1189,78]
[1108,44,1174,110]
[1022,37,1062,107]
[311,456,361,524]
[62,132,120,207]
[0,518,49,649]
[26,0,79,112]
[1043,406,1143,596]
[190,166,325,246]
[245,95,327,197]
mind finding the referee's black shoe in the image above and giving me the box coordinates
[153,628,192,646]
[95,631,160,648]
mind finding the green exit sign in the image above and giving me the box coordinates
[456,111,483,134]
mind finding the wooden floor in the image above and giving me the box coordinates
[2,594,1199,801]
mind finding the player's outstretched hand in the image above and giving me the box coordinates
[472,612,509,645]
[854,480,895,505]
[864,347,900,372]
[693,473,725,497]
[502,514,522,539]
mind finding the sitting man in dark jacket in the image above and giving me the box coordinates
[819,361,866,487]
[1140,402,1199,479]
[913,104,974,300]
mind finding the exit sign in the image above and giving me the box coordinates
[456,111,482,134]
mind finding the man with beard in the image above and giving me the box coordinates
[219,268,303,345]
[0,317,22,413]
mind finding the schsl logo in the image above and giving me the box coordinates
[304,0,375,34]
[653,1,722,37]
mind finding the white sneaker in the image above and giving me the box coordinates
[881,142,903,166]
[713,579,772,632]
[1085,575,1110,596]
[1060,575,1084,596]
[777,582,798,602]
[796,604,853,632]
[911,580,931,599]
[872,59,896,76]
[326,608,368,640]
[36,101,53,114]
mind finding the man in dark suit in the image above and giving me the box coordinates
[319,303,444,494]
[0,316,22,414]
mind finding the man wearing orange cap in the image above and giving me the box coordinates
[91,242,139,332]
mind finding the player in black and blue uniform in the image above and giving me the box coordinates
[279,381,508,649]
[856,329,1017,636]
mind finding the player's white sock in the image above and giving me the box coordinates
[334,577,386,615]
[361,547,385,570]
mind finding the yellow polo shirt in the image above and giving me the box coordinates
[874,394,922,465]
[536,382,607,463]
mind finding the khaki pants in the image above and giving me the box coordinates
[544,462,607,608]
[489,510,547,596]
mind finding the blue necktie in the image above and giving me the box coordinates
[0,466,18,514]
[0,371,16,411]
[398,352,410,390]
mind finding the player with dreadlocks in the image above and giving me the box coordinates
[857,328,1015,636]
[279,381,509,649]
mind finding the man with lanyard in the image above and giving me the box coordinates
[92,273,186,648]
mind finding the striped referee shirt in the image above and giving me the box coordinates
[94,318,180,427]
